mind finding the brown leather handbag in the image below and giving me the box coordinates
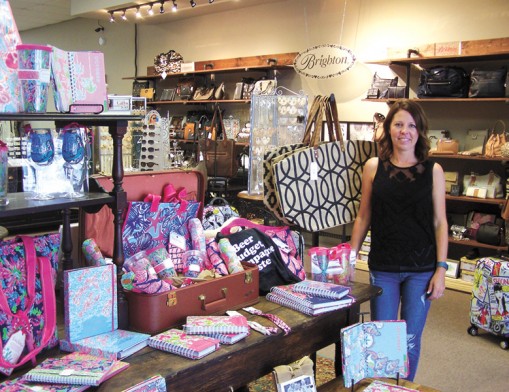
[198,104,239,178]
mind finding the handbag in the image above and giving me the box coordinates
[193,86,215,101]
[462,171,503,199]
[417,66,469,98]
[273,94,377,232]
[484,120,507,157]
[122,184,200,261]
[220,217,306,281]
[272,356,314,387]
[0,234,59,374]
[465,211,497,239]
[434,139,459,155]
[460,129,489,155]
[370,73,398,99]
[198,105,239,178]
[427,130,449,152]
[468,67,507,98]
[202,197,240,231]
[252,79,276,95]
[216,225,302,295]
[263,95,324,224]
[476,222,503,246]
[444,172,459,194]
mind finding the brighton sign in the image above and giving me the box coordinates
[293,44,356,79]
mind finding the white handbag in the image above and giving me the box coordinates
[462,171,504,199]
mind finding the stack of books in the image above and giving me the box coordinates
[148,329,221,360]
[266,281,354,316]
[183,315,250,345]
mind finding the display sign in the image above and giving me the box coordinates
[293,44,356,79]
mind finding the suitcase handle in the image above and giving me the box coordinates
[198,288,228,311]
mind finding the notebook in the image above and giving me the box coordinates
[270,284,353,310]
[0,377,88,391]
[201,332,249,345]
[266,292,351,316]
[291,280,351,300]
[51,46,107,113]
[22,352,124,386]
[120,374,167,392]
[363,380,418,392]
[341,321,409,388]
[62,265,149,360]
[182,315,249,334]
[148,329,220,360]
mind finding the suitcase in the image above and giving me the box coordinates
[80,169,259,334]
[126,262,259,334]
[80,169,206,261]
[468,256,509,349]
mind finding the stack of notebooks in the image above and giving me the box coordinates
[183,315,250,345]
[0,352,129,390]
[266,280,354,316]
[148,329,221,360]
[59,264,150,360]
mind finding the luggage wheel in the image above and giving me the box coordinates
[499,340,509,350]
[467,325,478,336]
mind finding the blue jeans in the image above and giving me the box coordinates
[369,270,434,381]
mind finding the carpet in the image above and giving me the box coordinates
[248,356,336,391]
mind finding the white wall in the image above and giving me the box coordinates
[20,0,509,122]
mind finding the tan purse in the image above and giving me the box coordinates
[444,171,459,193]
[484,120,507,157]
[433,138,459,155]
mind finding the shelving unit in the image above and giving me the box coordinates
[363,37,509,292]
[0,112,142,328]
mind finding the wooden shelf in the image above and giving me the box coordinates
[363,97,509,103]
[149,99,251,105]
[430,154,508,161]
[445,195,505,206]
[355,259,473,293]
[123,64,294,81]
[448,237,507,251]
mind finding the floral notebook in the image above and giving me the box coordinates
[22,352,119,386]
[182,315,249,334]
[148,329,220,360]
[341,321,409,388]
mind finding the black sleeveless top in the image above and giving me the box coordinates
[368,159,437,272]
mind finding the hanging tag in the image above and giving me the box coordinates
[0,330,25,376]
[310,161,319,181]
[170,232,186,250]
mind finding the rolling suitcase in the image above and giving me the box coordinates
[468,256,509,349]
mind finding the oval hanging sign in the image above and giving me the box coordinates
[293,44,356,79]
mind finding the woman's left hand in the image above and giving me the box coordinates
[426,269,447,300]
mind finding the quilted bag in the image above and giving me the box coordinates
[273,94,377,232]
[202,197,239,231]
[122,184,200,267]
[0,234,59,374]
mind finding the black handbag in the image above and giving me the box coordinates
[417,66,469,98]
[468,67,507,98]
[476,222,503,246]
[370,73,398,99]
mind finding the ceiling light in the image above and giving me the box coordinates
[172,1,177,12]
[148,3,154,15]
[135,7,142,18]
[109,11,115,22]
[160,1,165,13]
[121,10,127,20]
[190,0,196,7]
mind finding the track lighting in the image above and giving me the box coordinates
[107,0,217,22]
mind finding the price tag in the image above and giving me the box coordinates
[170,232,186,250]
[310,161,319,181]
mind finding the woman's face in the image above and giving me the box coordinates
[389,109,418,152]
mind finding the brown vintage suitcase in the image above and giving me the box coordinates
[79,169,206,261]
[126,262,259,334]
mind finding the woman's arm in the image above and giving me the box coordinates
[427,162,448,300]
[350,157,378,253]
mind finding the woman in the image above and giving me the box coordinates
[350,99,448,381]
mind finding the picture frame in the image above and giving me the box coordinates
[276,374,316,392]
[320,121,348,141]
[348,122,374,141]
[160,88,175,101]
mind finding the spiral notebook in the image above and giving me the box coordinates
[0,377,88,392]
[270,284,353,310]
[291,280,351,300]
[201,331,249,345]
[266,292,349,316]
[22,352,127,386]
[148,329,220,360]
[182,315,249,334]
